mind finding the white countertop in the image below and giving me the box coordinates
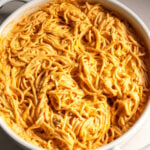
[0,0,150,150]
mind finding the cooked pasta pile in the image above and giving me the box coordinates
[0,0,149,149]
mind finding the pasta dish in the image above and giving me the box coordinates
[0,0,149,149]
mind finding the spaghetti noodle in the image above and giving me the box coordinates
[0,0,149,149]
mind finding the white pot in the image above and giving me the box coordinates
[0,0,150,150]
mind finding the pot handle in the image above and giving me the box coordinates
[0,0,29,8]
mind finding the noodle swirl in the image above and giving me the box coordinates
[0,0,149,149]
